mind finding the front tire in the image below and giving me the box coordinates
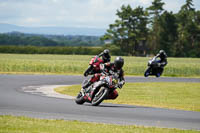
[144,67,151,77]
[75,92,85,105]
[91,88,109,106]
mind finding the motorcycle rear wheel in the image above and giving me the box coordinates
[91,87,108,106]
[156,73,161,77]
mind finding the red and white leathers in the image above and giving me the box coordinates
[85,62,125,100]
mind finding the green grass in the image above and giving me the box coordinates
[0,54,90,75]
[55,82,200,112]
[0,54,200,77]
[0,115,199,133]
[124,56,200,77]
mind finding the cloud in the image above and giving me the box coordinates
[0,0,141,28]
[139,0,152,5]
[0,0,199,28]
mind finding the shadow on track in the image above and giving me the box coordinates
[84,103,151,109]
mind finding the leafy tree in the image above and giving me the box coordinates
[102,5,148,55]
[147,0,165,53]
[158,11,178,56]
[101,0,200,57]
[176,0,199,57]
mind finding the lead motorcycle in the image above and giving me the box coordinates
[75,72,120,106]
[144,57,164,77]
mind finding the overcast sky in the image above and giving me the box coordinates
[0,0,199,29]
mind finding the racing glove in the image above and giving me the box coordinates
[84,72,88,77]
[118,81,125,89]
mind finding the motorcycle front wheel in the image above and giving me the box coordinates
[91,87,109,106]
[144,67,151,77]
[75,92,85,105]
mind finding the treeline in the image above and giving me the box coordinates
[101,0,200,57]
[0,45,122,55]
[0,0,199,57]
[0,32,103,46]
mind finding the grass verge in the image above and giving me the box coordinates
[55,82,200,112]
[0,54,200,77]
[0,115,199,133]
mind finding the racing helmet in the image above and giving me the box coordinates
[158,50,167,59]
[114,56,124,69]
[102,49,111,63]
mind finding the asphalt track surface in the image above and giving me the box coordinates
[0,74,200,130]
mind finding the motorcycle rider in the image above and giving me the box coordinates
[83,56,125,100]
[154,50,168,76]
[83,49,111,77]
[101,56,125,99]
[98,49,111,63]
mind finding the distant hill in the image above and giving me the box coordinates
[0,32,104,46]
[0,23,106,36]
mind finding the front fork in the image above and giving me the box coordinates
[82,86,94,102]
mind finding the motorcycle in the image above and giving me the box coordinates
[84,55,104,76]
[75,72,120,106]
[144,57,164,77]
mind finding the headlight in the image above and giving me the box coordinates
[112,78,118,85]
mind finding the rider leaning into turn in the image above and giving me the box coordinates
[101,56,125,99]
[155,50,168,67]
[83,49,111,88]
[83,56,125,100]
[155,50,168,76]
[83,49,111,77]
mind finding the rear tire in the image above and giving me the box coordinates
[75,92,85,105]
[156,73,161,77]
[155,67,163,77]
[91,88,108,106]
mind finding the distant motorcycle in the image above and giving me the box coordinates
[84,55,104,76]
[75,72,120,106]
[144,57,164,77]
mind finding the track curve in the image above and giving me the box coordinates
[0,74,200,130]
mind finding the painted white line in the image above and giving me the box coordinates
[22,85,75,99]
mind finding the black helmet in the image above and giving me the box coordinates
[103,49,109,55]
[114,57,124,69]
[102,49,110,62]
[158,50,167,59]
